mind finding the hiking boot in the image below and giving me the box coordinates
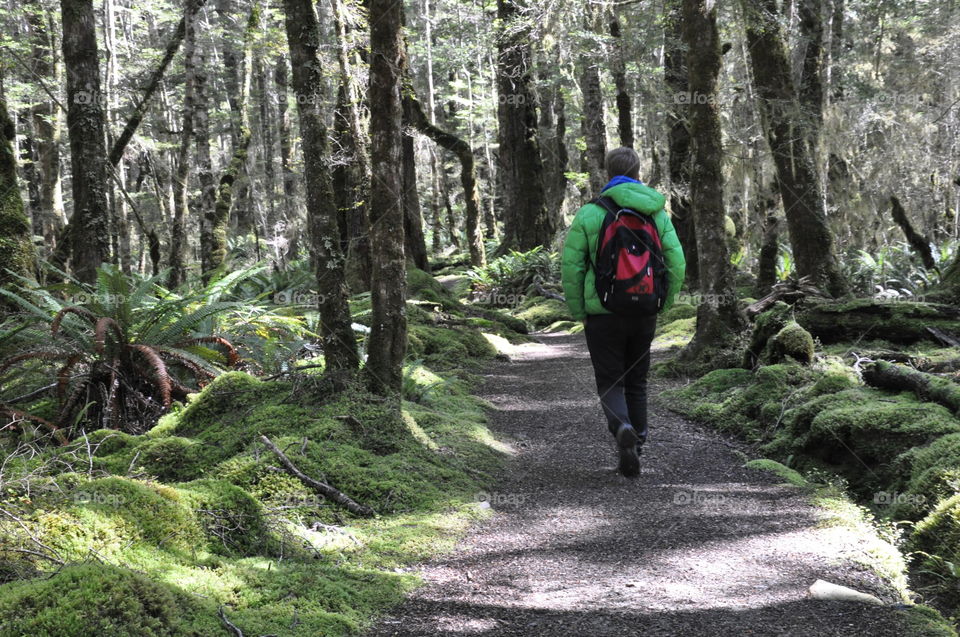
[616,424,640,477]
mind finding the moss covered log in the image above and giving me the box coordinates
[796,298,960,344]
[863,360,960,415]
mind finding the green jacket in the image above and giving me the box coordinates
[561,182,686,320]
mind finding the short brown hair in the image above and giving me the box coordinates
[605,147,641,180]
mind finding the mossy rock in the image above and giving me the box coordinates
[176,478,276,557]
[50,477,205,555]
[0,564,200,636]
[791,389,960,490]
[662,363,812,440]
[407,324,496,365]
[659,302,697,323]
[514,297,572,330]
[407,267,458,310]
[653,316,696,350]
[769,322,815,365]
[744,301,793,368]
[911,493,960,584]
[890,433,960,518]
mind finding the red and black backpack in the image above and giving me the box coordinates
[590,196,667,316]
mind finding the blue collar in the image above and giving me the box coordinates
[601,175,643,192]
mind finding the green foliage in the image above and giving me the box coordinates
[0,265,310,437]
[842,242,944,299]
[466,247,561,308]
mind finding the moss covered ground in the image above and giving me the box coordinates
[0,269,525,636]
[660,313,960,626]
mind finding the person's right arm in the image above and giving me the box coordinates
[561,210,589,321]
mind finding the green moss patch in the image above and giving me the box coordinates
[0,355,505,635]
[514,297,573,330]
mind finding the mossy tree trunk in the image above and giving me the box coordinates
[401,114,430,272]
[61,0,111,284]
[495,0,553,253]
[330,0,372,289]
[366,0,408,395]
[579,4,607,195]
[201,4,257,282]
[741,0,847,297]
[664,0,698,286]
[167,0,202,289]
[680,0,746,358]
[0,98,38,301]
[282,0,360,378]
[609,14,634,149]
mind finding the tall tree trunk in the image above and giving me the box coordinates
[366,0,407,394]
[61,0,111,283]
[798,0,825,146]
[330,0,372,289]
[496,0,553,252]
[401,116,430,271]
[579,6,607,195]
[201,4,257,280]
[828,0,845,100]
[609,14,634,149]
[282,0,360,378]
[1,97,38,300]
[274,55,300,263]
[167,0,202,288]
[664,0,698,285]
[755,181,781,294]
[681,0,746,358]
[741,0,846,296]
[194,29,216,276]
[537,50,568,227]
[25,1,65,249]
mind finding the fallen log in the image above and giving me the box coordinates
[861,360,960,415]
[259,435,374,517]
[795,298,960,344]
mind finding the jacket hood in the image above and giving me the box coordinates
[601,182,667,215]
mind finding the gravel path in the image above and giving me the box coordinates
[368,333,922,636]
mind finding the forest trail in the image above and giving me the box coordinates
[368,333,920,636]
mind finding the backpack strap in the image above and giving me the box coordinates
[592,195,618,216]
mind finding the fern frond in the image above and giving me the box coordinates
[176,336,239,366]
[51,307,98,336]
[0,406,68,445]
[94,318,125,354]
[128,345,172,408]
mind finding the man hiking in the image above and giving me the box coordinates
[561,147,686,477]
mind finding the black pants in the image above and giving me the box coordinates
[584,313,658,443]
